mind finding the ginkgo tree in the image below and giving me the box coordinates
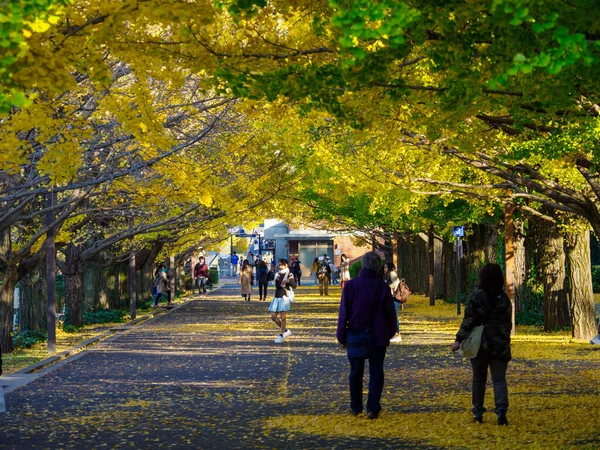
[2,0,600,349]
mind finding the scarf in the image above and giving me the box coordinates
[278,268,290,284]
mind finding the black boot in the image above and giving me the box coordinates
[497,410,508,426]
[473,413,483,423]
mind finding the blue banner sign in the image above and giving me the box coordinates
[453,226,465,237]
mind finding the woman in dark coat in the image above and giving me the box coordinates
[451,263,512,425]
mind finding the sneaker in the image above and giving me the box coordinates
[390,334,402,343]
[591,334,600,345]
[348,408,360,416]
[283,329,292,339]
[274,334,285,344]
[473,413,483,423]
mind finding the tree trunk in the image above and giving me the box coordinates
[0,277,17,353]
[564,229,597,340]
[63,244,84,327]
[427,225,435,305]
[169,255,175,302]
[504,204,516,335]
[129,250,136,321]
[538,218,570,330]
[397,232,412,284]
[18,264,47,332]
[513,219,526,314]
[137,245,161,303]
[0,223,16,352]
[106,265,121,309]
[443,241,457,300]
[434,235,443,299]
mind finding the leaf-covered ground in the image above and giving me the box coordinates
[4,305,161,374]
[1,281,599,449]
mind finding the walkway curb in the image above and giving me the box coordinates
[11,308,170,377]
[4,282,230,379]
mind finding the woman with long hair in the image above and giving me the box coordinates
[238,259,254,302]
[311,257,319,284]
[340,254,351,289]
[268,259,297,343]
[384,262,402,343]
[451,263,512,426]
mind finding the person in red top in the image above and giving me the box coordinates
[194,256,209,296]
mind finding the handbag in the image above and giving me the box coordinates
[456,293,493,359]
[456,325,484,358]
[285,287,295,303]
[346,326,374,359]
[394,278,410,304]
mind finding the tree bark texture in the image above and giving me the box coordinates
[62,244,85,327]
[106,265,122,309]
[129,251,136,321]
[464,224,499,292]
[512,219,526,314]
[0,225,16,352]
[169,255,175,302]
[177,264,186,293]
[537,218,570,330]
[504,204,516,335]
[83,258,106,310]
[135,243,162,303]
[18,264,47,332]
[427,225,435,305]
[564,229,597,340]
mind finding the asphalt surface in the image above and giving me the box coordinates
[0,281,438,449]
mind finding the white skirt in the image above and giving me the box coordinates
[268,296,290,313]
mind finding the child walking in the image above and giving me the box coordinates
[268,259,297,343]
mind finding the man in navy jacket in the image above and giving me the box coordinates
[337,251,397,419]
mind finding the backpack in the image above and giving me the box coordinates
[317,262,327,275]
[394,278,410,304]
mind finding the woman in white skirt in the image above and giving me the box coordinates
[268,259,297,343]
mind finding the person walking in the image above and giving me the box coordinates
[340,254,351,289]
[257,260,270,301]
[317,257,330,296]
[329,259,339,284]
[337,252,396,419]
[231,252,239,276]
[290,256,302,286]
[267,262,276,287]
[311,257,319,284]
[451,263,512,426]
[324,256,333,284]
[384,262,402,343]
[194,256,209,297]
[238,259,254,302]
[152,264,169,307]
[268,259,296,343]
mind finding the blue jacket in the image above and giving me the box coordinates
[337,269,397,347]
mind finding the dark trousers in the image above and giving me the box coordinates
[470,354,509,414]
[197,277,206,294]
[348,346,386,414]
[258,281,268,299]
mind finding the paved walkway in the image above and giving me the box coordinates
[0,282,413,449]
[3,283,598,449]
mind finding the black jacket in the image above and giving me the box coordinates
[456,287,512,361]
[274,271,297,298]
